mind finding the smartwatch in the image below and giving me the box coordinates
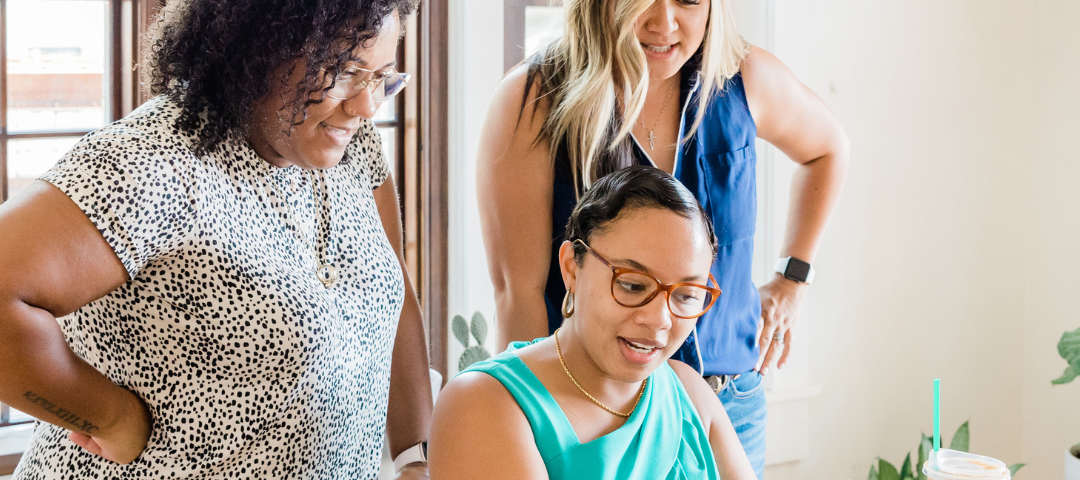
[774,256,815,284]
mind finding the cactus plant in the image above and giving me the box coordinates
[454,312,492,371]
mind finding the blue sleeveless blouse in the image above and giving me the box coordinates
[544,64,760,376]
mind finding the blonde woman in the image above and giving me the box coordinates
[476,0,849,476]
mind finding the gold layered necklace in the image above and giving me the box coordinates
[553,328,647,418]
[267,169,338,288]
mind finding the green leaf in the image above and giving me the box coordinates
[471,311,488,345]
[868,465,879,480]
[900,453,914,480]
[452,315,470,347]
[458,346,491,371]
[1052,365,1078,385]
[917,433,932,480]
[950,421,970,453]
[879,459,900,480]
[1008,463,1026,477]
[1057,327,1080,385]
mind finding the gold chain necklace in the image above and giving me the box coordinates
[553,328,647,418]
[266,169,338,288]
[636,80,675,151]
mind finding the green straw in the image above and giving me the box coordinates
[933,379,941,452]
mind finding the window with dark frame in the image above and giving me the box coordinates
[0,5,143,468]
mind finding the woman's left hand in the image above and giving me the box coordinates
[395,463,429,480]
[756,274,808,375]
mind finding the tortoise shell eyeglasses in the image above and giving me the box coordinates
[574,239,721,319]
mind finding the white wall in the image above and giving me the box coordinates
[1023,1,1080,478]
[765,1,1079,479]
[446,0,503,375]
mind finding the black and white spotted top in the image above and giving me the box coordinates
[16,95,405,479]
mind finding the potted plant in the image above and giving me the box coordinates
[867,422,1024,480]
[1054,327,1080,480]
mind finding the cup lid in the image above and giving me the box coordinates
[921,449,1011,480]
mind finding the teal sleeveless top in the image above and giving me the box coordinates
[462,340,721,479]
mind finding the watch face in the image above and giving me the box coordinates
[785,257,811,281]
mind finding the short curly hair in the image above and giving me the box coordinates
[143,0,417,155]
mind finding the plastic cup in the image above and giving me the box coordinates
[922,449,1011,480]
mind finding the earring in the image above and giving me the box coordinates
[561,291,575,318]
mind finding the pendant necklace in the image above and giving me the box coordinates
[268,169,338,288]
[637,80,676,151]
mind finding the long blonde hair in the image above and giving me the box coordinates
[525,0,749,193]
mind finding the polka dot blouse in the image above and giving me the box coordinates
[15,95,405,479]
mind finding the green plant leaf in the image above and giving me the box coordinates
[1008,463,1026,477]
[452,315,470,348]
[471,311,488,345]
[458,346,490,371]
[900,453,914,480]
[879,458,900,480]
[950,421,970,453]
[1058,327,1080,385]
[868,465,879,480]
[917,433,932,480]
[1052,365,1078,385]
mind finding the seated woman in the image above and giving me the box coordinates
[429,165,756,480]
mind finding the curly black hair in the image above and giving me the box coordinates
[143,0,417,155]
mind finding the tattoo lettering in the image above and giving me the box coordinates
[22,391,100,434]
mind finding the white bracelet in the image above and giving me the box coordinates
[393,441,428,473]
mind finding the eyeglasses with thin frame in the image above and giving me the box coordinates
[325,66,411,103]
[574,239,721,319]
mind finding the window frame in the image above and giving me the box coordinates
[502,0,552,73]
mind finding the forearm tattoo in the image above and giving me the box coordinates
[22,391,100,434]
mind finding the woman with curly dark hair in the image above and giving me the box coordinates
[0,0,432,478]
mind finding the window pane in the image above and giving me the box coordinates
[378,127,397,181]
[374,99,396,122]
[7,0,109,132]
[7,137,80,199]
[524,6,565,59]
[7,408,32,425]
[0,421,34,457]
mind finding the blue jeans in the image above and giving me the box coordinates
[717,371,767,479]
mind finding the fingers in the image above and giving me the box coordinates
[756,325,775,367]
[69,431,104,458]
[777,329,793,369]
[759,332,782,375]
[757,314,789,375]
[756,311,778,368]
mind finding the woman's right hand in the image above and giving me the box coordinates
[68,391,152,464]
